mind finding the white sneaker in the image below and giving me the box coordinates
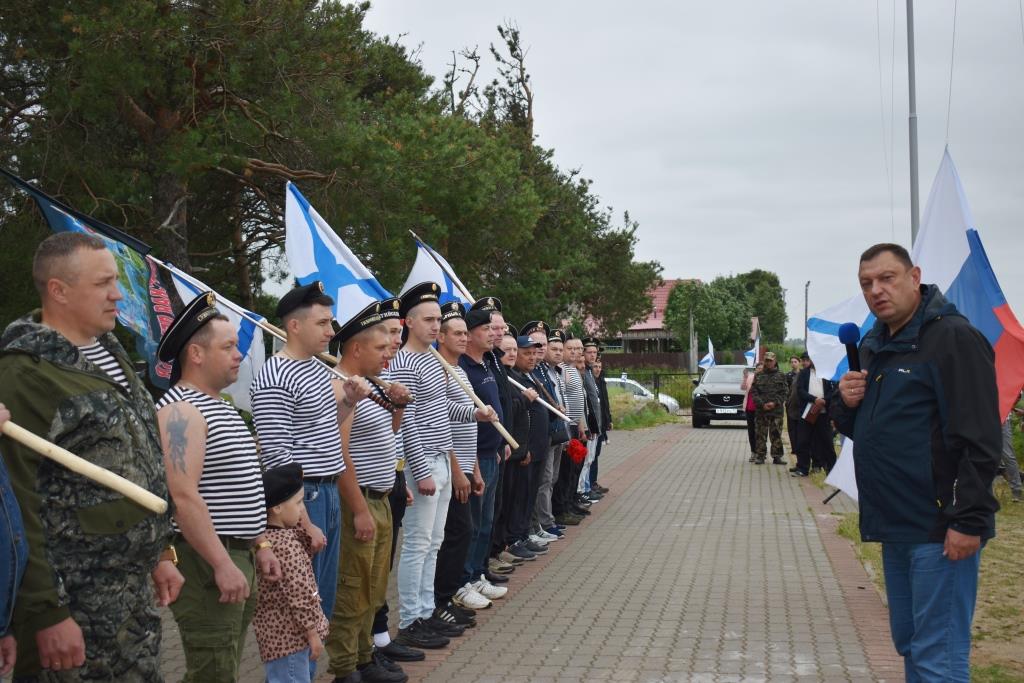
[528,533,551,546]
[472,575,508,600]
[454,583,492,610]
[535,529,560,541]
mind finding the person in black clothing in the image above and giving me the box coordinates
[791,353,836,476]
[590,355,612,494]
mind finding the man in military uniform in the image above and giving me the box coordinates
[0,232,180,681]
[751,351,789,465]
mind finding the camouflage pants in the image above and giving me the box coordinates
[12,568,162,682]
[754,411,784,460]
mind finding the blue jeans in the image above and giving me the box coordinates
[882,542,981,683]
[397,453,451,629]
[303,482,341,631]
[0,453,27,636]
[265,647,312,683]
[465,454,499,581]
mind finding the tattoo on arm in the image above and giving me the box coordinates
[166,405,189,473]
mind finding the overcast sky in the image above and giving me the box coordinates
[363,1,1024,339]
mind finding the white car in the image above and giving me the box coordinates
[605,376,680,414]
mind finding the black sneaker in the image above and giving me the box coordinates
[790,469,809,477]
[425,616,466,637]
[357,659,408,683]
[571,505,591,516]
[772,457,786,465]
[395,619,449,649]
[484,570,509,584]
[436,601,476,627]
[378,641,424,662]
[372,650,404,674]
[523,540,548,554]
[508,542,537,560]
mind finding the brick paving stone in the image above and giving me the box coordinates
[156,423,905,682]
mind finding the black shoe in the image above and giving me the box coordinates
[555,514,581,526]
[575,496,592,508]
[508,542,537,560]
[587,491,604,501]
[334,672,364,683]
[772,457,785,465]
[395,619,449,649]
[524,540,548,553]
[593,484,609,493]
[790,469,809,477]
[437,601,476,626]
[425,616,466,637]
[357,660,408,683]
[378,641,424,663]
[571,505,591,516]
[484,569,509,584]
[753,458,765,464]
[788,466,800,473]
[373,650,403,673]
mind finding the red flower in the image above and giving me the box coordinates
[566,438,587,464]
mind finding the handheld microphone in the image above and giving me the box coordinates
[838,322,862,373]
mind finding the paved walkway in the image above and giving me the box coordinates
[160,423,902,682]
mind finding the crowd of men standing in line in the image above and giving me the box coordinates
[0,232,614,683]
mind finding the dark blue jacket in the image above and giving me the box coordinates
[831,285,1001,543]
[0,452,28,637]
[510,368,550,463]
[458,354,505,455]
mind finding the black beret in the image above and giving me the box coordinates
[399,282,441,317]
[465,309,492,330]
[505,323,519,338]
[333,300,385,347]
[520,320,549,338]
[582,336,601,349]
[263,463,304,508]
[379,297,402,320]
[548,329,567,344]
[276,281,330,319]
[470,296,502,313]
[327,319,343,357]
[158,292,222,384]
[440,301,465,323]
[157,291,220,363]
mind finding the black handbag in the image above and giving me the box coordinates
[549,419,571,445]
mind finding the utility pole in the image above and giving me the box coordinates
[804,280,810,348]
[688,306,697,371]
[907,0,920,243]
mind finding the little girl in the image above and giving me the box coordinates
[254,464,329,682]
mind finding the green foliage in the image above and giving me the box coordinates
[663,269,788,353]
[0,5,659,332]
[607,391,677,430]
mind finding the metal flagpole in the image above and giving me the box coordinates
[907,0,921,243]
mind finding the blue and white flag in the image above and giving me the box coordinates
[401,238,473,305]
[743,336,759,367]
[284,182,392,325]
[168,268,265,413]
[698,337,716,369]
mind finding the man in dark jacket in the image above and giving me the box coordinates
[590,356,613,494]
[791,353,835,476]
[832,243,1000,682]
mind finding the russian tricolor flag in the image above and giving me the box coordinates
[809,148,1024,420]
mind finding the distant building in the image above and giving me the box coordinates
[618,279,697,353]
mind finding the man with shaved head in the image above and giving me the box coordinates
[0,232,180,680]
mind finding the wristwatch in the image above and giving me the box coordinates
[159,545,178,566]
[252,540,273,553]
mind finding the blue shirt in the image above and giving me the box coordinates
[458,354,505,455]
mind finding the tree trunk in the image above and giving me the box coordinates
[151,171,191,274]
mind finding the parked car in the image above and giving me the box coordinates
[691,364,748,428]
[605,376,680,414]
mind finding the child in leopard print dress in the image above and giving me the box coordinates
[255,464,329,682]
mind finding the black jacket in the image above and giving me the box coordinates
[595,374,612,432]
[795,366,835,414]
[509,367,550,463]
[503,367,531,462]
[830,285,1001,543]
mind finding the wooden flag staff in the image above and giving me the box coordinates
[1,421,168,514]
[427,346,519,450]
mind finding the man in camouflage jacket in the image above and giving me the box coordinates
[0,233,178,681]
[751,351,789,464]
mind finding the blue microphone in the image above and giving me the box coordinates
[838,323,862,373]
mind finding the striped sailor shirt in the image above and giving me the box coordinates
[250,355,345,477]
[346,384,398,491]
[387,348,475,481]
[79,342,130,391]
[446,364,478,473]
[156,385,267,538]
[561,363,586,425]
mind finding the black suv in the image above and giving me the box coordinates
[691,365,748,428]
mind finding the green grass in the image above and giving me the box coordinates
[971,664,1024,683]
[835,512,885,594]
[608,391,678,430]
